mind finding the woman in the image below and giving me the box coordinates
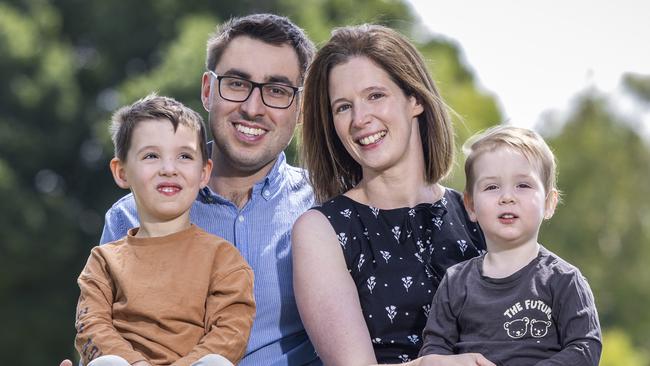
[292,25,492,366]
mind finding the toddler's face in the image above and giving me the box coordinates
[465,147,555,249]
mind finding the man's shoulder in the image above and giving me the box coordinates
[282,164,312,188]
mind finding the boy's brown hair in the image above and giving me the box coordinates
[110,93,209,163]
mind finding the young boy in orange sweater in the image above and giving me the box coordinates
[75,94,255,366]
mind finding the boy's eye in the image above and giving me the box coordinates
[517,183,532,189]
[179,153,194,160]
[143,152,158,159]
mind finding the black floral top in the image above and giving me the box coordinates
[313,188,486,363]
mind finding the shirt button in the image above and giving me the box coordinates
[238,215,244,222]
[263,190,270,197]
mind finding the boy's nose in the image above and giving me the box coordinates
[159,159,178,176]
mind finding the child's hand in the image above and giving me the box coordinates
[416,353,496,366]
[131,361,152,366]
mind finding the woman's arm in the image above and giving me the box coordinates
[292,210,377,366]
[292,210,496,366]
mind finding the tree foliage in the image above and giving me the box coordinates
[1,0,647,364]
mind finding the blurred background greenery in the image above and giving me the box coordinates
[1,0,648,364]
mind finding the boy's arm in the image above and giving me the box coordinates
[534,272,602,366]
[75,249,148,365]
[419,274,458,357]
[174,255,255,366]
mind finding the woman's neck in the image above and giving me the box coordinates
[348,176,443,209]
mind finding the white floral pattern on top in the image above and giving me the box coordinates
[313,188,485,363]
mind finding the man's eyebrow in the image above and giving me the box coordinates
[221,68,251,79]
[267,75,294,86]
[221,68,294,86]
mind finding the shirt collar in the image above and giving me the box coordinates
[199,142,287,203]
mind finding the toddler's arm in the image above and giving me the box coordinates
[419,275,459,357]
[534,271,602,365]
[75,249,147,365]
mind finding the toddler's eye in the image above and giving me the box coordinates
[483,184,498,191]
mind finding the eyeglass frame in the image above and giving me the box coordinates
[208,70,302,109]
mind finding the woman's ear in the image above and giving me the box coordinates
[410,95,424,118]
[110,158,130,189]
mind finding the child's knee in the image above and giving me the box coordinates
[191,354,234,366]
[86,355,130,366]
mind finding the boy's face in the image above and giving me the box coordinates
[110,119,212,227]
[201,35,301,173]
[464,147,557,250]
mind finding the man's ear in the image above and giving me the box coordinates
[463,191,478,222]
[544,189,559,220]
[201,72,213,112]
[110,158,130,189]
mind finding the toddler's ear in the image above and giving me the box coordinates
[463,192,478,222]
[110,158,130,189]
[544,189,559,219]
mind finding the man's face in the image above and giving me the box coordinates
[201,36,301,174]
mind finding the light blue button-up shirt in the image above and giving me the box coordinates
[99,152,320,366]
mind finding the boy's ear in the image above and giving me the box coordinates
[200,158,213,188]
[463,191,478,222]
[110,158,130,189]
[544,189,559,220]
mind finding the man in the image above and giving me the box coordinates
[63,13,318,366]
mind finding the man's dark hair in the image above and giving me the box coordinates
[206,13,315,83]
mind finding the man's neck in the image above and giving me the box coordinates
[208,155,279,209]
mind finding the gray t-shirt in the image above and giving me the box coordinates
[419,246,601,366]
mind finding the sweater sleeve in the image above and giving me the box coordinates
[174,247,256,366]
[534,271,602,366]
[74,248,147,365]
[418,273,457,356]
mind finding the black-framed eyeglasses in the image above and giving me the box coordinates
[209,70,302,109]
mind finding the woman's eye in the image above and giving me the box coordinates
[369,92,384,100]
[334,104,351,113]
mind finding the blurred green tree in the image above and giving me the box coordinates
[539,82,650,355]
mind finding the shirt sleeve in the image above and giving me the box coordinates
[174,248,256,366]
[534,271,602,366]
[75,249,147,365]
[418,273,457,357]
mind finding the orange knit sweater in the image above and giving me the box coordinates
[75,225,255,366]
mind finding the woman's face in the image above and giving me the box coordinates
[328,56,423,176]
